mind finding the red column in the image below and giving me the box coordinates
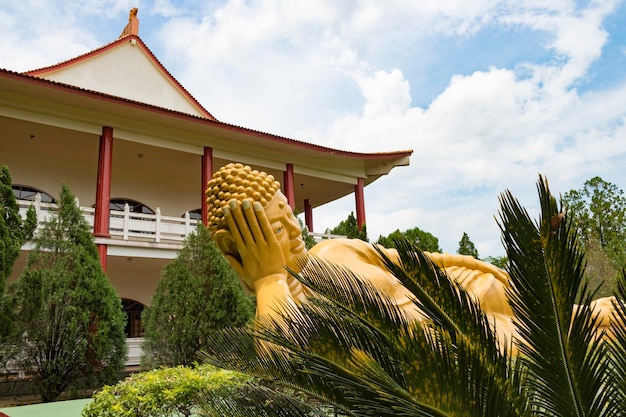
[304,198,313,232]
[94,126,113,271]
[355,178,366,231]
[283,163,295,210]
[201,147,213,226]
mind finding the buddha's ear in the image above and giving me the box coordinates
[213,229,244,277]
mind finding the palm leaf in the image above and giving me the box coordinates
[290,255,520,416]
[203,251,527,416]
[498,175,618,416]
[608,269,626,402]
[197,381,331,416]
[203,259,456,416]
[376,241,525,416]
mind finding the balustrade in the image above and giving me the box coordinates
[17,194,343,246]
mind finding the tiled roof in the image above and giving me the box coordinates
[1,68,413,160]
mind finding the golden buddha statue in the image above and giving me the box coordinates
[206,163,614,348]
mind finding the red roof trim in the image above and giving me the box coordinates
[23,35,216,121]
[1,69,413,160]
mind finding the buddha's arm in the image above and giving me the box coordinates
[253,274,297,317]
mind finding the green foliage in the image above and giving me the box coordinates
[563,176,626,297]
[376,226,442,252]
[295,211,316,250]
[457,232,479,258]
[202,175,626,416]
[1,165,37,368]
[141,224,254,367]
[330,212,368,242]
[83,365,247,417]
[482,255,509,269]
[6,183,127,402]
[83,364,330,417]
[0,164,37,293]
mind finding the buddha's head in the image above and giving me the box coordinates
[206,163,306,282]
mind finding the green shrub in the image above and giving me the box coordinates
[82,365,253,417]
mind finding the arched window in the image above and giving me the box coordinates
[186,208,202,220]
[12,185,56,203]
[109,198,154,214]
[122,299,145,338]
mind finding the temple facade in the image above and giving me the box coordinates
[0,10,411,363]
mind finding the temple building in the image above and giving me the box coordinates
[0,9,412,363]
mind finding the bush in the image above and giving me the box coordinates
[83,365,250,417]
[83,364,333,417]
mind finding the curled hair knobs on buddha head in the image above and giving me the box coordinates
[205,163,281,233]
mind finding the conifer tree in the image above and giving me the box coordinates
[7,183,126,402]
[142,224,254,367]
[0,165,36,295]
[330,212,368,241]
[457,232,479,259]
[0,165,36,368]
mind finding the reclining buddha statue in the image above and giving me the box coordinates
[206,163,614,349]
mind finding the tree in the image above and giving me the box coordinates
[376,227,442,252]
[1,165,37,368]
[0,165,37,295]
[141,224,254,367]
[330,212,368,242]
[295,211,316,250]
[6,183,127,402]
[563,176,626,297]
[483,255,509,269]
[457,232,479,258]
[201,175,626,416]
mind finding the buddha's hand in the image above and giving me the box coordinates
[222,198,286,289]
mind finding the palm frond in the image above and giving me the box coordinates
[202,259,468,416]
[200,320,448,416]
[607,269,626,403]
[203,251,528,416]
[197,381,332,417]
[498,175,618,416]
[289,256,521,416]
[376,242,525,416]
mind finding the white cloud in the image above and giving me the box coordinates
[1,0,625,256]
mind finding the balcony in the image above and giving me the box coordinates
[18,195,199,252]
[17,194,344,251]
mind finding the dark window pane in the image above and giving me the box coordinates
[109,198,154,214]
[12,185,56,203]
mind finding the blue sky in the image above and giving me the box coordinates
[1,0,625,257]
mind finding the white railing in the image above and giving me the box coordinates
[17,194,345,246]
[126,338,144,366]
[310,230,346,242]
[3,338,145,374]
[18,194,198,246]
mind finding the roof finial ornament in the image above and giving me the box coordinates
[119,7,139,38]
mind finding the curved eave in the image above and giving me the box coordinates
[0,68,412,176]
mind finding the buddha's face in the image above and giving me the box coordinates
[265,192,307,271]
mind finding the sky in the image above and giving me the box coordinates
[1,0,625,257]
